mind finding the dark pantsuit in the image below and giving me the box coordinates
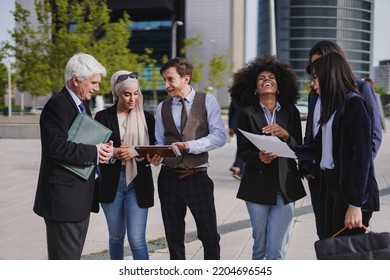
[158,168,220,260]
[45,216,90,260]
[324,169,372,238]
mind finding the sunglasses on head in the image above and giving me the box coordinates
[115,72,138,85]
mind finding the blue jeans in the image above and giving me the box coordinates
[246,193,294,260]
[101,171,149,260]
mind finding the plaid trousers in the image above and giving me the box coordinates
[158,167,220,259]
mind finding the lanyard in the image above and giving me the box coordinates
[264,108,276,125]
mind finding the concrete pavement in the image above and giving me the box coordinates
[1,119,390,260]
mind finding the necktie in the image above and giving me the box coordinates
[179,98,187,132]
[78,103,86,114]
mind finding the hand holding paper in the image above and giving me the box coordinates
[238,128,297,159]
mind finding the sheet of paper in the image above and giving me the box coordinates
[238,129,297,159]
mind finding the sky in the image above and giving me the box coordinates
[1,0,390,66]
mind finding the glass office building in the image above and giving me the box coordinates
[258,0,374,84]
[374,60,390,93]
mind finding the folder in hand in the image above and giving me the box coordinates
[57,113,113,180]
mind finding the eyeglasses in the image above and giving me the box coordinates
[115,72,138,85]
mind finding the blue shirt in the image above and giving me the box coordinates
[155,88,227,165]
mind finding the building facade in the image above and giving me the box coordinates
[107,0,245,107]
[374,60,390,93]
[259,0,375,89]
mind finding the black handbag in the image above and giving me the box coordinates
[314,226,390,260]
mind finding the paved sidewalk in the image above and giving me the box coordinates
[1,119,390,260]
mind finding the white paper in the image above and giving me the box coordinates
[238,128,297,159]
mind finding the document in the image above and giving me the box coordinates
[238,128,297,159]
[58,113,113,180]
[133,145,182,158]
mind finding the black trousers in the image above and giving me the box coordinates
[44,216,90,260]
[323,169,372,238]
[158,168,220,260]
[308,174,326,240]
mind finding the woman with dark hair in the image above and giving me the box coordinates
[229,55,306,259]
[300,40,382,240]
[310,52,379,238]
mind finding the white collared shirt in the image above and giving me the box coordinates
[65,86,84,113]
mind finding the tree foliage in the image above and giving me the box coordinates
[180,35,205,87]
[5,0,52,101]
[0,1,234,105]
[0,63,8,97]
[376,87,387,95]
[0,0,148,101]
[207,51,231,91]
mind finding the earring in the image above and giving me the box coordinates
[254,91,258,95]
[277,90,280,95]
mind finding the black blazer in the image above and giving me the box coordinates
[298,91,322,177]
[333,92,379,211]
[236,104,306,205]
[94,104,156,208]
[33,87,99,222]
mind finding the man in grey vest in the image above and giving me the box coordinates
[148,57,226,259]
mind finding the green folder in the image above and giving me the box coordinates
[57,113,112,180]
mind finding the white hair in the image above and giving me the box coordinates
[64,53,106,85]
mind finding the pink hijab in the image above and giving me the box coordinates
[110,70,149,185]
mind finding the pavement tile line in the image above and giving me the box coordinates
[81,219,252,260]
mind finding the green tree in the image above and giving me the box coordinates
[180,35,205,87]
[376,87,387,95]
[2,0,53,106]
[207,51,231,92]
[48,0,145,94]
[0,63,8,98]
[0,0,150,106]
[0,62,17,108]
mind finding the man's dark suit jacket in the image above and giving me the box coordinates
[236,104,306,205]
[94,104,155,208]
[33,87,100,223]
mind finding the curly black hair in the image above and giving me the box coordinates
[229,54,300,108]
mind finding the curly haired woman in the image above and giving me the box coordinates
[229,55,306,259]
